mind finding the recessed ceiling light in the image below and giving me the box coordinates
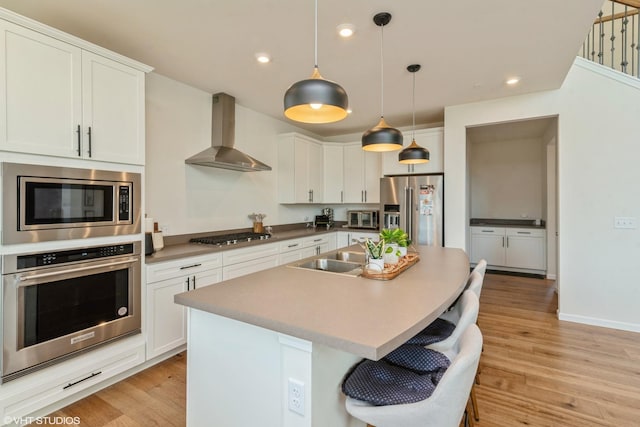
[337,23,355,38]
[506,77,520,85]
[255,52,271,64]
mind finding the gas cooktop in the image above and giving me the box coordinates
[190,232,271,246]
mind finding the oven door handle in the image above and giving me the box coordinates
[16,258,137,283]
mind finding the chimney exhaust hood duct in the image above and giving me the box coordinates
[185,93,272,172]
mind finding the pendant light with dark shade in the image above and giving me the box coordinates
[362,12,403,152]
[399,64,430,164]
[283,0,349,124]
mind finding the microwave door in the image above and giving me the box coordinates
[360,212,372,228]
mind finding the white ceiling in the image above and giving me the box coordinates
[0,0,604,137]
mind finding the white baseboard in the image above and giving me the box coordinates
[558,312,640,333]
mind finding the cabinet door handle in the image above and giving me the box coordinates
[192,275,196,289]
[180,263,202,270]
[341,190,343,203]
[87,126,92,157]
[481,230,494,233]
[185,277,190,291]
[502,237,505,247]
[364,190,367,202]
[361,190,364,202]
[63,371,102,390]
[506,237,509,248]
[517,231,531,235]
[308,190,313,202]
[313,238,322,242]
[76,125,81,156]
[287,243,299,248]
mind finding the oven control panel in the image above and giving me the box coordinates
[16,243,135,270]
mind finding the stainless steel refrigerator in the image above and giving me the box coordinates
[379,174,444,247]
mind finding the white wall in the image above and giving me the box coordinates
[468,137,545,219]
[145,73,326,236]
[444,57,640,332]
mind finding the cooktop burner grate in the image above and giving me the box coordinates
[190,232,271,246]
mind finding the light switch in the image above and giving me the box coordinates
[614,217,637,229]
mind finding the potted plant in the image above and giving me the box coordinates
[364,238,385,271]
[379,228,409,261]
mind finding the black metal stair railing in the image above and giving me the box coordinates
[580,0,640,78]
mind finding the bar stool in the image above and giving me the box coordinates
[345,324,483,427]
[471,259,487,280]
[427,290,481,425]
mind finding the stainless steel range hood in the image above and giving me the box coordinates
[185,93,271,172]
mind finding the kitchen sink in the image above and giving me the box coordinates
[289,258,362,276]
[332,251,367,264]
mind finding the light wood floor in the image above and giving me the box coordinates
[476,273,640,427]
[41,352,186,426]
[35,273,640,426]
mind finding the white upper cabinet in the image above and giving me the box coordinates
[323,144,344,203]
[81,51,145,164]
[382,128,444,175]
[0,15,150,165]
[343,143,381,204]
[278,133,324,203]
[0,20,82,158]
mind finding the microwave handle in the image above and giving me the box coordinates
[16,258,137,283]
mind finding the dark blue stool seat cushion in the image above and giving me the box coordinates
[342,358,447,406]
[384,344,451,374]
[405,318,456,346]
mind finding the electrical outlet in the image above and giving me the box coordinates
[288,378,305,416]
[160,224,169,234]
[614,216,637,229]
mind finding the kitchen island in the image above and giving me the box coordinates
[175,245,469,427]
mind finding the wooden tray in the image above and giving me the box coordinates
[361,253,420,281]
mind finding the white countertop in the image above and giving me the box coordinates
[175,245,469,360]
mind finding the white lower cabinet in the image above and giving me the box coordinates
[470,227,506,266]
[146,253,222,360]
[278,234,336,264]
[505,229,546,270]
[0,337,145,424]
[303,234,333,257]
[470,226,546,272]
[222,242,279,280]
[278,238,305,264]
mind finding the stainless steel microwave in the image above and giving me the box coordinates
[2,163,141,244]
[347,210,379,229]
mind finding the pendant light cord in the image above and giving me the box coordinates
[314,0,318,67]
[412,70,416,141]
[380,23,384,117]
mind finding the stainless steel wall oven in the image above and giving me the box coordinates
[2,162,141,244]
[1,241,141,383]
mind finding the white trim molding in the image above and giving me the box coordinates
[558,312,640,333]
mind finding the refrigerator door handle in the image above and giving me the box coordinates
[406,186,413,239]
